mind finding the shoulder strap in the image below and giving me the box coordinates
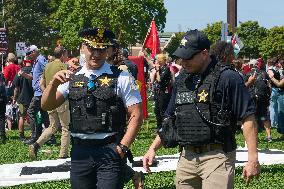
[204,63,234,104]
[110,65,123,78]
[194,63,235,127]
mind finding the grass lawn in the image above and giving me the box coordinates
[1,102,284,188]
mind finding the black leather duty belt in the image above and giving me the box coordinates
[183,143,224,154]
[71,135,116,146]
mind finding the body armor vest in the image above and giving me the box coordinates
[68,66,126,134]
[175,63,234,146]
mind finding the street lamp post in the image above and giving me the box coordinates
[227,0,237,33]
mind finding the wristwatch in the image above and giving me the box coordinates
[118,143,129,155]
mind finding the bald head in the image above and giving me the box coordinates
[54,46,67,59]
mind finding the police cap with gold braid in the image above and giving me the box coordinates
[79,28,116,49]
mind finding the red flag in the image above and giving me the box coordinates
[128,56,148,119]
[143,19,161,58]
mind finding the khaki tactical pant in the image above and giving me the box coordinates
[36,100,70,158]
[175,148,236,189]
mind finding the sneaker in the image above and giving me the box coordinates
[28,143,39,160]
[132,171,145,189]
[267,137,273,143]
[19,134,26,141]
[23,137,37,145]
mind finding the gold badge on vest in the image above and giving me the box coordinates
[99,76,112,86]
[73,81,85,88]
[197,89,208,102]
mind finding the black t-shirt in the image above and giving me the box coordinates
[13,66,33,105]
[123,59,138,80]
[157,65,172,90]
[165,60,255,122]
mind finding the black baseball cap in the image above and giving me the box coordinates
[173,29,211,60]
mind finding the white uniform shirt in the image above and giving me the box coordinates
[57,62,142,139]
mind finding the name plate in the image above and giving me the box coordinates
[176,91,195,104]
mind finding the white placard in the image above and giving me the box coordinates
[16,42,26,57]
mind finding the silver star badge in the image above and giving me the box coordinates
[180,38,188,46]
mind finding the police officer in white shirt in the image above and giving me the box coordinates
[41,28,143,189]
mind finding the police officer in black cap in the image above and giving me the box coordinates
[41,28,143,189]
[143,30,260,188]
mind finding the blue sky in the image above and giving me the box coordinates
[164,0,284,32]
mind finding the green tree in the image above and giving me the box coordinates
[236,21,267,59]
[202,22,223,45]
[51,0,167,50]
[163,32,185,58]
[260,26,284,58]
[0,0,53,52]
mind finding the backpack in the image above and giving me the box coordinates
[253,70,271,100]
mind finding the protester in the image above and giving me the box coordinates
[41,28,143,189]
[143,30,260,188]
[268,57,284,139]
[245,60,272,142]
[12,58,34,140]
[153,53,173,129]
[3,53,20,98]
[29,46,71,159]
[267,57,281,128]
[23,45,50,145]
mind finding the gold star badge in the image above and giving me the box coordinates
[197,90,208,102]
[99,76,112,86]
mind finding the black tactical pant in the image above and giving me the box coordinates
[70,143,124,189]
[27,96,49,138]
[154,90,171,129]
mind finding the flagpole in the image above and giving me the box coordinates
[142,19,153,48]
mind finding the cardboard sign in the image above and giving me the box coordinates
[0,28,8,54]
[16,42,26,57]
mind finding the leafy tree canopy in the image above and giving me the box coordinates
[51,0,167,50]
[236,21,267,59]
[260,26,284,58]
[0,0,52,51]
[202,22,223,45]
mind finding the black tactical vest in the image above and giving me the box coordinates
[175,63,234,146]
[68,66,126,134]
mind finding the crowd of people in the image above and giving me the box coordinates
[0,27,283,188]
